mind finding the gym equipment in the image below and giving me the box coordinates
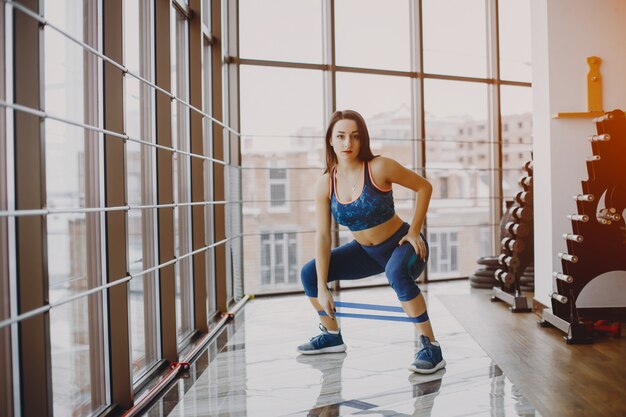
[539,109,626,344]
[491,159,534,312]
[469,257,499,288]
[318,301,428,323]
[591,320,621,338]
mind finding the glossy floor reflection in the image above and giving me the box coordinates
[142,281,541,416]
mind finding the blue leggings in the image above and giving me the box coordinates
[301,223,429,302]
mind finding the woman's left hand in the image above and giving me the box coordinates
[399,230,427,261]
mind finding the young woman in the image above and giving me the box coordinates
[297,110,445,374]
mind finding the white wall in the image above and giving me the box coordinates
[531,0,626,306]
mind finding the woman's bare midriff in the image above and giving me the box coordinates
[352,214,405,246]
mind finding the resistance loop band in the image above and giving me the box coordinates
[318,301,429,323]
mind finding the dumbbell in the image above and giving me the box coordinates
[505,221,530,238]
[593,320,622,338]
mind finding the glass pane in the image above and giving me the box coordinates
[202,0,210,29]
[51,295,104,417]
[240,66,323,295]
[239,0,323,63]
[501,86,532,202]
[424,79,492,280]
[335,0,411,71]
[45,1,89,41]
[172,10,194,342]
[336,73,415,289]
[499,0,532,82]
[240,66,324,137]
[45,3,106,410]
[124,0,159,379]
[423,0,487,77]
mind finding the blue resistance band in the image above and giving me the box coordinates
[318,301,429,323]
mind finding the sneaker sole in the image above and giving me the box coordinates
[297,343,347,355]
[408,359,446,374]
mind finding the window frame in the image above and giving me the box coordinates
[171,7,195,346]
[260,229,299,288]
[427,229,460,278]
[267,166,289,211]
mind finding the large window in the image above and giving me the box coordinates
[239,0,532,292]
[240,65,325,295]
[171,9,194,344]
[2,0,237,412]
[124,0,159,381]
[44,3,106,416]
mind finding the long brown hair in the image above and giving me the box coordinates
[324,110,376,173]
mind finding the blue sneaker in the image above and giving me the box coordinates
[409,335,446,374]
[297,324,347,355]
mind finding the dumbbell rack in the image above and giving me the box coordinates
[539,109,626,344]
[491,161,534,312]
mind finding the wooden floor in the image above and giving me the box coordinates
[439,291,626,417]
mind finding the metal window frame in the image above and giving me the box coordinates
[202,34,217,318]
[210,0,228,313]
[189,0,209,333]
[0,3,14,416]
[487,0,503,256]
[234,0,529,289]
[171,6,196,346]
[102,0,132,409]
[86,0,110,411]
[155,0,177,363]
[138,0,162,383]
[1,0,238,412]
[13,1,53,416]
[4,4,20,414]
[124,0,162,387]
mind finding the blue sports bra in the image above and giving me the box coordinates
[330,160,395,231]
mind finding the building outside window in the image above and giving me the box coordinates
[260,232,298,287]
[268,167,288,208]
[428,231,459,276]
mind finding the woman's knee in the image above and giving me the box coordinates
[385,256,422,302]
[300,260,318,297]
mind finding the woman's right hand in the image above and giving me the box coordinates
[317,286,335,319]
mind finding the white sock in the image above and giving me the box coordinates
[327,329,340,335]
[431,341,440,347]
